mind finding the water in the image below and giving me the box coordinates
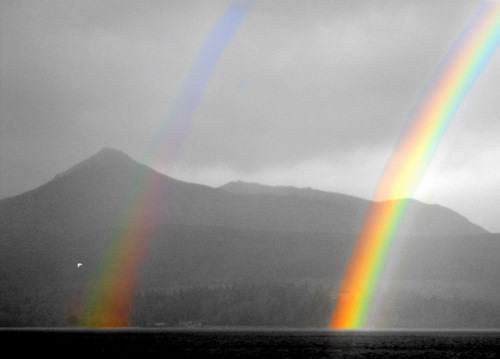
[2,328,500,357]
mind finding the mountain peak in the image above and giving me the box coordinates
[220,181,299,196]
[90,147,133,162]
[219,180,360,201]
[54,148,137,180]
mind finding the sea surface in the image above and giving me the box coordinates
[2,328,500,357]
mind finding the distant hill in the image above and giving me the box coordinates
[0,148,498,328]
[219,180,487,237]
[0,148,486,236]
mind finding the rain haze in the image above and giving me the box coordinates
[1,0,499,233]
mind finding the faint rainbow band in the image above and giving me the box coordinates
[79,0,254,327]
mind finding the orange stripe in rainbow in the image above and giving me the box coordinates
[330,2,500,329]
[79,173,160,327]
[78,0,254,327]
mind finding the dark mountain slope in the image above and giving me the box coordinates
[1,148,487,240]
[220,180,487,236]
[0,148,496,327]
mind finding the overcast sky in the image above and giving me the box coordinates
[1,0,499,232]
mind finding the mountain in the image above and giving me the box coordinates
[219,180,487,237]
[2,148,486,237]
[0,148,498,328]
[221,180,351,198]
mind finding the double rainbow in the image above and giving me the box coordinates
[79,0,254,327]
[330,2,500,329]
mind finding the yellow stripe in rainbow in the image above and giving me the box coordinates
[330,2,500,329]
[78,0,254,327]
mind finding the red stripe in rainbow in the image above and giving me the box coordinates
[78,0,254,327]
[330,2,500,329]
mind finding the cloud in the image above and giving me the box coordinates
[1,0,499,230]
[172,0,493,170]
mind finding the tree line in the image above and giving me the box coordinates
[130,282,334,328]
[1,280,499,328]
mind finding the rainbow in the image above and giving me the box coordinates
[330,2,500,329]
[78,0,254,327]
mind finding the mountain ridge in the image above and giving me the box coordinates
[0,148,488,236]
[0,147,498,328]
[217,179,488,236]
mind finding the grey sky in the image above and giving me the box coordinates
[1,0,499,232]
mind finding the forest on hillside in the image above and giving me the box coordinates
[1,281,499,328]
[131,283,500,329]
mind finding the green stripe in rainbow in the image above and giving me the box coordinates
[330,2,500,329]
[78,0,254,327]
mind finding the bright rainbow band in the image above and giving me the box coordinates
[330,2,500,329]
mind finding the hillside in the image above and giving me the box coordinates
[0,148,497,328]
